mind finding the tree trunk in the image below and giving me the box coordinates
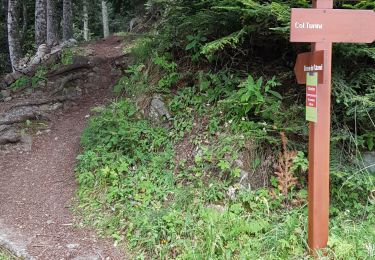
[2,0,7,12]
[62,0,73,41]
[7,0,22,72]
[35,0,46,46]
[101,0,109,38]
[46,0,58,47]
[83,0,89,41]
[21,2,27,44]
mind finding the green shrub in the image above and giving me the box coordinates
[76,1,375,258]
[10,76,30,90]
[61,48,74,65]
[76,96,374,258]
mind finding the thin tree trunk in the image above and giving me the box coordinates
[2,0,11,73]
[83,0,89,41]
[46,0,58,47]
[101,0,109,38]
[2,0,7,11]
[21,2,27,44]
[62,0,72,41]
[35,0,46,46]
[7,0,22,71]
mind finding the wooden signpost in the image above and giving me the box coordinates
[290,0,375,253]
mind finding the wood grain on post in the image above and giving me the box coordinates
[308,0,333,252]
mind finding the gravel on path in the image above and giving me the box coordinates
[0,36,127,260]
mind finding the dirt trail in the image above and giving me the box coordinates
[0,36,127,259]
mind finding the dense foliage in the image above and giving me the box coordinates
[74,0,375,258]
[0,247,18,260]
[76,97,374,258]
[148,0,375,152]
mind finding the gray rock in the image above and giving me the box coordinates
[88,57,106,66]
[362,151,375,173]
[50,46,63,55]
[4,97,12,102]
[92,66,101,73]
[73,254,101,260]
[234,159,244,169]
[29,56,41,66]
[148,94,171,123]
[206,204,226,213]
[66,243,80,249]
[1,89,11,98]
[28,45,48,67]
[195,147,204,157]
[87,72,96,78]
[41,53,51,63]
[60,38,77,49]
[4,72,22,86]
[239,169,249,183]
[0,80,6,90]
[35,81,47,89]
[0,126,21,145]
[0,125,10,132]
[20,135,33,152]
[36,44,48,57]
[16,57,30,70]
[227,186,237,200]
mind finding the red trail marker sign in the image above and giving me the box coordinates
[294,50,324,84]
[290,0,375,253]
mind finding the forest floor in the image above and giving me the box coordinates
[0,36,127,259]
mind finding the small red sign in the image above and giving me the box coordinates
[306,86,317,95]
[306,95,317,108]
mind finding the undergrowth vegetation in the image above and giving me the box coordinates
[76,0,375,259]
[0,247,19,260]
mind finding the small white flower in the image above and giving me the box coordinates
[365,243,374,257]
[227,186,237,200]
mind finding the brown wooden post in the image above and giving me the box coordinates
[308,0,333,251]
[290,0,375,254]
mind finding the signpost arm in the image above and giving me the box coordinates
[308,0,333,251]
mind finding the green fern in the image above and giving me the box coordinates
[200,29,247,56]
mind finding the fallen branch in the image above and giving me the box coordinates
[9,96,71,110]
[0,125,21,145]
[0,103,62,125]
[48,56,106,78]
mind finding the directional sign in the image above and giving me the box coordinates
[290,8,375,43]
[294,51,324,84]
